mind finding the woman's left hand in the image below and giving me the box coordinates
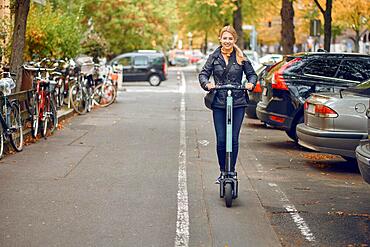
[245,82,254,91]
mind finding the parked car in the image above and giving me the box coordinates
[185,49,204,64]
[296,79,369,161]
[256,52,370,142]
[109,51,167,86]
[259,54,283,64]
[195,57,207,73]
[243,50,260,70]
[356,87,370,184]
[244,63,275,118]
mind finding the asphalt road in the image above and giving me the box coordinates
[0,66,368,247]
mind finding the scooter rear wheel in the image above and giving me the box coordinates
[225,183,233,208]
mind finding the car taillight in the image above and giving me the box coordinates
[271,57,302,91]
[272,72,288,90]
[304,101,309,110]
[314,104,338,118]
[270,115,285,123]
[253,81,262,93]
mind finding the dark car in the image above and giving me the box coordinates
[110,51,167,86]
[244,63,275,119]
[256,52,370,142]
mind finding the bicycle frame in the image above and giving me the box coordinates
[0,96,13,137]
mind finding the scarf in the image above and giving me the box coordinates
[221,46,233,58]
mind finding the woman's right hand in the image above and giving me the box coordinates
[206,82,215,90]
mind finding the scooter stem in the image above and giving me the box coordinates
[226,89,233,173]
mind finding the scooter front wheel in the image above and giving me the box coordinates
[225,183,233,208]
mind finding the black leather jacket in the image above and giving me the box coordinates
[199,47,257,109]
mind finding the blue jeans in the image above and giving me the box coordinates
[212,107,245,172]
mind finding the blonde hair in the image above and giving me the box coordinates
[219,25,246,65]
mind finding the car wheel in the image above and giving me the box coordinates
[148,74,161,86]
[285,115,304,143]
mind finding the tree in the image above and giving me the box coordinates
[180,0,235,52]
[313,0,332,51]
[9,0,31,91]
[233,0,244,49]
[334,0,370,52]
[25,3,84,60]
[84,0,178,56]
[281,0,295,54]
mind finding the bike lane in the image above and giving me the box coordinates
[182,69,281,246]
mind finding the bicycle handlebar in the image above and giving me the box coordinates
[22,64,57,72]
[1,71,16,77]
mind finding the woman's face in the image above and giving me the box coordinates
[220,31,235,49]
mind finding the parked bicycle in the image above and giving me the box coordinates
[0,72,23,158]
[69,59,94,115]
[23,60,58,138]
[93,65,117,107]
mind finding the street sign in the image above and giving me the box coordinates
[310,20,321,37]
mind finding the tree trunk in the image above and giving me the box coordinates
[280,0,295,55]
[314,0,332,52]
[323,0,332,51]
[354,30,360,53]
[10,0,31,92]
[203,31,208,54]
[233,0,244,49]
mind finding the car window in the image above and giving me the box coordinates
[303,58,341,77]
[336,59,370,82]
[134,56,148,66]
[150,56,163,65]
[117,57,131,66]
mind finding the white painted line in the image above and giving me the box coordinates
[284,205,316,242]
[251,152,316,243]
[267,183,316,242]
[122,89,180,93]
[175,72,189,247]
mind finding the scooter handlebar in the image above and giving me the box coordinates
[212,84,245,91]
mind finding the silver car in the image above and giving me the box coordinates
[356,106,370,184]
[297,80,370,160]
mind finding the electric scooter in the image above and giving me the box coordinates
[213,84,245,208]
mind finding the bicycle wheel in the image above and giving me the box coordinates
[59,79,65,107]
[31,93,40,138]
[48,99,58,134]
[87,86,93,112]
[94,83,117,107]
[69,84,88,115]
[0,125,4,159]
[41,97,57,137]
[40,99,48,138]
[9,103,23,152]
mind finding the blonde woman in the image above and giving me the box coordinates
[199,25,257,183]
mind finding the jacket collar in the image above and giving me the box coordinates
[213,46,237,66]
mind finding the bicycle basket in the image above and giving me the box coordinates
[75,56,94,75]
[0,78,16,95]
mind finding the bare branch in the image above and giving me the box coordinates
[313,0,325,15]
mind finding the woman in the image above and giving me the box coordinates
[199,25,257,183]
